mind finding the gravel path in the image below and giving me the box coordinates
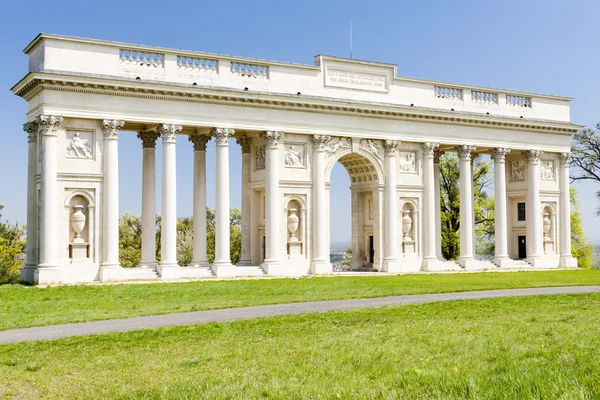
[2,285,599,344]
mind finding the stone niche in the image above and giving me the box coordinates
[542,203,557,255]
[401,200,418,256]
[285,198,305,259]
[66,191,94,263]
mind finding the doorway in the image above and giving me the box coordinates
[518,235,527,259]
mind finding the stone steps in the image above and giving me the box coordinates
[178,267,214,278]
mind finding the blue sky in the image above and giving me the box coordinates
[1,0,599,245]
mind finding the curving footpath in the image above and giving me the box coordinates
[2,285,599,344]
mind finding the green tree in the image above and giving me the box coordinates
[205,208,242,264]
[571,123,600,213]
[0,205,25,284]
[570,187,595,269]
[440,154,495,260]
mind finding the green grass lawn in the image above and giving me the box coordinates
[1,293,599,399]
[1,269,599,331]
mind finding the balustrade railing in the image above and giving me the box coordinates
[472,90,497,105]
[177,56,217,72]
[119,49,164,68]
[230,62,269,79]
[435,86,463,101]
[506,94,532,108]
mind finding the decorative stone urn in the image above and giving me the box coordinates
[543,212,551,240]
[402,211,412,241]
[71,205,86,243]
[287,208,299,241]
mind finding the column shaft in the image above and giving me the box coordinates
[23,122,38,280]
[159,124,181,269]
[310,135,331,273]
[38,116,62,269]
[492,148,510,263]
[189,134,211,267]
[458,145,476,264]
[525,150,543,262]
[423,143,439,263]
[138,131,159,268]
[559,153,574,263]
[382,140,400,271]
[236,136,253,266]
[262,131,282,267]
[101,120,124,271]
[213,128,234,271]
[434,152,442,260]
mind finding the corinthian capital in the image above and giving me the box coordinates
[422,142,439,158]
[433,150,444,164]
[137,130,160,149]
[457,145,476,161]
[558,152,572,167]
[189,133,211,151]
[102,119,124,139]
[23,121,38,143]
[491,148,511,163]
[159,124,182,143]
[383,140,401,155]
[236,135,253,153]
[212,127,235,146]
[312,134,331,152]
[523,150,543,164]
[36,115,63,137]
[261,131,284,148]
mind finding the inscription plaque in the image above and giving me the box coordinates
[325,67,388,93]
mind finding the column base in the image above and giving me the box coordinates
[381,259,401,273]
[261,261,285,276]
[138,261,158,269]
[33,267,61,284]
[310,260,332,275]
[98,265,124,282]
[20,265,36,283]
[211,263,236,277]
[457,257,491,270]
[188,260,211,268]
[422,258,460,272]
[157,264,181,279]
[559,256,578,268]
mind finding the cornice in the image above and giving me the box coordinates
[12,72,582,135]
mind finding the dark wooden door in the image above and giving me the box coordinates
[369,236,374,264]
[518,236,527,259]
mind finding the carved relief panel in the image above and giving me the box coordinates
[511,160,525,181]
[540,160,555,180]
[66,130,94,159]
[398,151,417,173]
[255,145,265,170]
[284,143,306,168]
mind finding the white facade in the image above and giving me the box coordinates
[13,33,580,283]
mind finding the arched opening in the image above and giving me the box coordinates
[326,152,382,271]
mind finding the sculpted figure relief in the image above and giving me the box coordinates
[541,160,555,180]
[324,137,350,157]
[285,145,304,167]
[256,145,266,170]
[511,161,525,181]
[361,139,383,158]
[398,151,416,173]
[67,132,93,158]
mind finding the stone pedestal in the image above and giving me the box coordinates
[70,242,89,263]
[288,241,302,258]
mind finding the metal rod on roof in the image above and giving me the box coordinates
[350,22,353,59]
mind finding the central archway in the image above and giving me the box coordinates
[325,149,383,271]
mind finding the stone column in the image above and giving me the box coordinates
[382,140,400,272]
[491,148,511,266]
[261,131,284,274]
[189,133,211,268]
[433,150,443,260]
[524,150,543,266]
[35,116,63,283]
[457,145,476,267]
[558,153,577,267]
[99,119,124,281]
[212,127,236,276]
[236,135,253,266]
[22,121,39,282]
[423,142,443,270]
[310,134,332,274]
[137,130,160,268]
[158,124,182,277]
